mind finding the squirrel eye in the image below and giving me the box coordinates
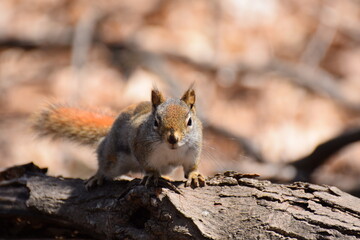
[154,119,159,128]
[187,117,192,126]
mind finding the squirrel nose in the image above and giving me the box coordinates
[167,134,178,145]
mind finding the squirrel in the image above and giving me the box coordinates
[32,87,205,189]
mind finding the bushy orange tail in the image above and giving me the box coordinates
[32,104,115,146]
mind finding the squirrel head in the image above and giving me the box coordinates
[151,87,200,149]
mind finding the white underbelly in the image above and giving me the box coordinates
[147,143,194,174]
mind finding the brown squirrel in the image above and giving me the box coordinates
[32,87,205,189]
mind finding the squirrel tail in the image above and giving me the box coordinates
[32,104,115,146]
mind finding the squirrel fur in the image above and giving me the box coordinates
[32,87,205,189]
[32,104,115,145]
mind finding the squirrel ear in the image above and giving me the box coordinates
[151,89,165,108]
[181,88,196,109]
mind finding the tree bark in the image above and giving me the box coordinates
[1,163,360,240]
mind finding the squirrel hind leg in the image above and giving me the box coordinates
[85,173,105,190]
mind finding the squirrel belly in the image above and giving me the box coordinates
[145,142,200,175]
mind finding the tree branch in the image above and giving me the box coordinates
[291,128,360,182]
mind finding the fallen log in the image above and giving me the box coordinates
[0,163,360,239]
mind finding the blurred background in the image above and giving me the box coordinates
[1,0,360,195]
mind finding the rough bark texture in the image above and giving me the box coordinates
[1,163,360,240]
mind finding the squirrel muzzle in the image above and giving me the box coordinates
[166,130,181,149]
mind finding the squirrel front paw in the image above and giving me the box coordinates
[140,171,161,187]
[85,174,105,190]
[185,171,205,188]
[140,171,181,193]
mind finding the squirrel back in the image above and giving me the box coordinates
[32,104,115,145]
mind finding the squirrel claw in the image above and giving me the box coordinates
[140,175,148,186]
[140,174,181,194]
[140,173,160,188]
[85,175,104,190]
[158,179,181,194]
[185,172,205,188]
